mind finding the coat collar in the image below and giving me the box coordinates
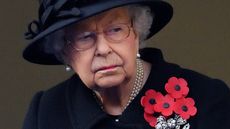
[66,74,152,129]
[65,75,107,129]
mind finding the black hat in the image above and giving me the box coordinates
[23,0,173,65]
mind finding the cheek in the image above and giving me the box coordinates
[118,35,139,76]
[69,52,96,87]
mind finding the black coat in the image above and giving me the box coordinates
[22,48,230,129]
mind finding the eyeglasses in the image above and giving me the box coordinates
[65,23,132,51]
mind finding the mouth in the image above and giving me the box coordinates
[95,65,120,73]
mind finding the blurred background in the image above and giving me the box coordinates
[0,0,229,129]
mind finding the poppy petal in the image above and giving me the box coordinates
[182,86,189,96]
[168,77,178,84]
[145,106,155,114]
[154,104,161,112]
[181,113,190,120]
[179,78,188,86]
[162,109,173,116]
[149,118,157,127]
[141,96,150,107]
[189,107,197,116]
[165,83,172,93]
[155,92,164,100]
[144,112,155,122]
[186,98,195,105]
[146,89,157,96]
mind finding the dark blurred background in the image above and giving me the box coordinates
[0,0,229,129]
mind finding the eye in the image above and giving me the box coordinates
[106,25,124,35]
[110,27,122,32]
[72,31,96,50]
[77,32,95,41]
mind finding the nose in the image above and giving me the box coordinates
[94,34,112,56]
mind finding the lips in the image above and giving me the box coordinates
[94,65,120,73]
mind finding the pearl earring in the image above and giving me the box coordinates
[137,53,141,58]
[65,65,72,72]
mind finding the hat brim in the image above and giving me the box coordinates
[23,0,173,65]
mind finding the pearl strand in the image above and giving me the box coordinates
[123,58,144,110]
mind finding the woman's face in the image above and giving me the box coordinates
[64,7,139,90]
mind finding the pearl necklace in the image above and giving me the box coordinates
[93,58,144,112]
[123,58,144,110]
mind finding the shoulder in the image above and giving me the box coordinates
[31,74,81,109]
[22,75,77,129]
[141,47,230,97]
[158,60,230,105]
[39,74,80,98]
[180,68,230,99]
[141,47,230,98]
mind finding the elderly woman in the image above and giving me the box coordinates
[22,0,230,129]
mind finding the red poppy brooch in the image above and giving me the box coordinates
[141,77,197,129]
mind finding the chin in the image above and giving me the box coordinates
[95,74,126,89]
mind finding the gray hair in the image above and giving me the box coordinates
[43,5,154,63]
[127,5,153,48]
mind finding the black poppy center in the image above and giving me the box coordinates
[182,105,188,112]
[149,99,156,105]
[174,85,181,91]
[163,103,170,108]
